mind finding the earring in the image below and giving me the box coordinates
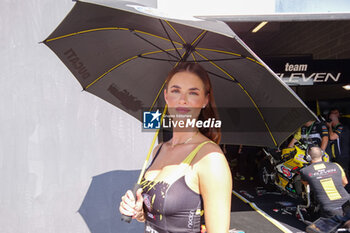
[202,105,206,109]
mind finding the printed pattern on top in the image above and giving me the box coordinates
[141,141,215,233]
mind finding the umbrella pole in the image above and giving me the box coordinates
[121,105,168,223]
[137,104,168,184]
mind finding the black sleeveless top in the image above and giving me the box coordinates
[141,141,214,233]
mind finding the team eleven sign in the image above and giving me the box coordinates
[264,58,350,86]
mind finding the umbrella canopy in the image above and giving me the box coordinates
[43,0,316,147]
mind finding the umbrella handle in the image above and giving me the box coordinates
[121,183,142,223]
[122,105,167,223]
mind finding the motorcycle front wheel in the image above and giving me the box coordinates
[258,159,276,191]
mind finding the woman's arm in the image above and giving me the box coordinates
[197,150,232,233]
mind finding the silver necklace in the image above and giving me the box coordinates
[171,131,199,148]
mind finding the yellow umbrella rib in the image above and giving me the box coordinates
[45,27,182,45]
[246,57,263,66]
[194,51,235,81]
[85,55,138,90]
[196,48,263,66]
[175,51,187,67]
[195,51,277,146]
[150,49,187,111]
[196,47,242,57]
[165,20,186,44]
[85,48,182,90]
[134,29,182,46]
[150,80,168,111]
[142,47,182,56]
[45,27,129,42]
[191,30,207,46]
[190,52,197,62]
[237,81,278,146]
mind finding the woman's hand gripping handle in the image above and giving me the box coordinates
[120,183,144,223]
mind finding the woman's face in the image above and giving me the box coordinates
[164,71,208,119]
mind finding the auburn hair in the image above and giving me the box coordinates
[165,62,221,144]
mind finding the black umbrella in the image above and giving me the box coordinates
[43,0,315,147]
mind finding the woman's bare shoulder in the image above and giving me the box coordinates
[193,140,225,163]
[202,141,222,153]
[193,141,231,182]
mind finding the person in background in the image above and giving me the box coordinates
[221,144,239,179]
[326,108,344,163]
[235,145,259,181]
[300,146,350,218]
[288,119,328,151]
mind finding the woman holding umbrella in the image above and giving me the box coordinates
[120,62,232,233]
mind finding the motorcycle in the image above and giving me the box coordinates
[259,142,329,220]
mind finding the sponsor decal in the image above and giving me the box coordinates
[147,212,156,220]
[143,193,153,212]
[311,168,337,178]
[64,48,90,79]
[295,154,306,162]
[107,84,143,111]
[145,225,159,233]
[188,210,194,229]
[281,166,292,179]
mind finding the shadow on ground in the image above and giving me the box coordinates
[231,179,308,233]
